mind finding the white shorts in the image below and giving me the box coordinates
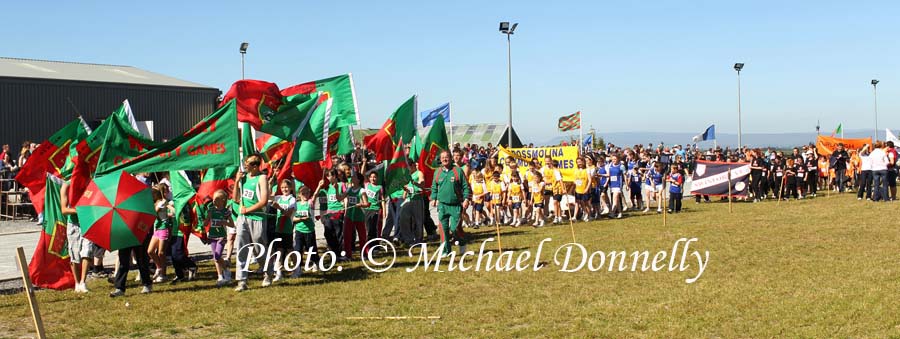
[610,187,622,194]
[66,223,93,263]
[227,226,237,235]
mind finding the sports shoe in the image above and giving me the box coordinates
[642,208,650,213]
[235,281,248,292]
[261,275,272,287]
[109,289,125,298]
[537,220,545,227]
[141,285,152,294]
[153,275,167,283]
[616,213,623,219]
[273,271,282,282]
[187,267,198,281]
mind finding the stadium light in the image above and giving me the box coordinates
[500,22,519,147]
[240,42,249,79]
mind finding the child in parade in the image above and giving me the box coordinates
[207,190,234,286]
[487,171,506,226]
[270,179,296,281]
[149,184,174,283]
[667,164,685,213]
[292,187,318,277]
[343,172,371,260]
[573,157,592,222]
[507,174,525,227]
[470,171,489,228]
[530,172,547,227]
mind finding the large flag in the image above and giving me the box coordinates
[256,133,291,162]
[220,79,283,130]
[420,102,450,127]
[886,129,898,145]
[690,160,751,197]
[692,125,716,142]
[280,74,359,128]
[69,101,150,205]
[258,92,322,140]
[28,175,75,290]
[169,170,196,218]
[288,98,354,189]
[364,95,417,162]
[384,138,410,196]
[16,118,90,213]
[196,166,237,202]
[816,135,871,156]
[558,111,581,132]
[94,100,240,176]
[417,116,449,187]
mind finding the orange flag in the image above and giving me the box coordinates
[816,135,871,156]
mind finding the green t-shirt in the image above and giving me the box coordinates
[293,201,314,234]
[365,184,382,211]
[274,195,296,234]
[326,184,345,213]
[154,200,172,230]
[240,174,265,221]
[407,171,423,200]
[207,206,230,239]
[345,187,366,222]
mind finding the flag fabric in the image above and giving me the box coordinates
[287,97,355,189]
[690,160,751,197]
[69,102,152,205]
[119,99,140,132]
[196,166,237,203]
[831,123,842,137]
[692,125,716,142]
[364,95,417,162]
[417,116,449,187]
[258,92,322,140]
[384,139,410,196]
[169,170,196,219]
[94,100,240,176]
[583,134,593,148]
[558,112,581,132]
[815,135,871,156]
[420,102,450,127]
[280,74,359,128]
[28,175,75,290]
[256,133,292,163]
[886,129,898,145]
[240,122,258,166]
[220,80,283,130]
[16,119,90,213]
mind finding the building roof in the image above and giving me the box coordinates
[0,57,215,89]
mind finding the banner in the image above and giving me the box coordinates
[815,135,871,156]
[498,146,578,181]
[95,100,240,175]
[690,160,750,197]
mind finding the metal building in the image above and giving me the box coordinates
[0,57,220,150]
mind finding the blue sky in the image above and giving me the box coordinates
[2,1,899,143]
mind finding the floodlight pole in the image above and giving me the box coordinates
[505,31,513,148]
[872,79,879,141]
[735,65,743,149]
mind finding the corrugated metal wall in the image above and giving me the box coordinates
[0,77,220,150]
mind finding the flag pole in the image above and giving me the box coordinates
[448,102,453,147]
[728,168,733,213]
[579,111,583,156]
[662,180,667,226]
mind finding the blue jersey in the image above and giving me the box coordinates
[596,166,608,186]
[647,168,663,185]
[669,173,684,194]
[607,163,625,188]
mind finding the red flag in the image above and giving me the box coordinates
[363,96,417,162]
[221,80,283,129]
[29,176,75,290]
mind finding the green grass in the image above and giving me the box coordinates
[2,194,900,338]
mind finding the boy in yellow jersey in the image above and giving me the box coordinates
[469,172,489,229]
[573,157,592,222]
[548,159,565,224]
[540,156,555,218]
[530,172,546,227]
[487,171,506,226]
[507,174,525,227]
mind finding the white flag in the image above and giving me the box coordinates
[887,128,899,145]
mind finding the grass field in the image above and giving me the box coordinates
[1,194,899,338]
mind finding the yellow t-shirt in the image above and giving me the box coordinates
[471,181,487,203]
[508,182,523,203]
[531,182,544,204]
[573,168,589,194]
[488,180,505,202]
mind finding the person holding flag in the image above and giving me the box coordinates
[232,154,271,291]
[430,150,471,256]
[60,180,93,293]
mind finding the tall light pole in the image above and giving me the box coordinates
[240,42,249,79]
[872,79,879,141]
[734,63,744,149]
[500,22,518,147]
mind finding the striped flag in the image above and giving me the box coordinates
[558,111,581,132]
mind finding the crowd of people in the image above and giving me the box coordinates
[7,137,898,296]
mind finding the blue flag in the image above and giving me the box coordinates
[420,103,450,127]
[583,134,593,147]
[692,125,715,142]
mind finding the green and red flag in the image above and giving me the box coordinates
[364,95,417,162]
[69,101,145,205]
[558,111,581,132]
[94,100,240,176]
[221,79,283,130]
[196,166,237,203]
[169,170,196,221]
[28,175,75,290]
[384,138,410,196]
[417,115,449,187]
[16,118,89,213]
[76,171,155,251]
[280,74,359,128]
[256,133,291,163]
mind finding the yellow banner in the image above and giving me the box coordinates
[816,135,871,156]
[498,146,579,181]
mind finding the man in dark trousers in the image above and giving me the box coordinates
[830,143,850,193]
